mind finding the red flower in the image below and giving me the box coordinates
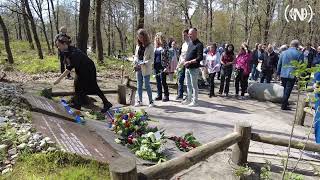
[128,137,133,144]
[125,121,130,128]
[129,112,135,119]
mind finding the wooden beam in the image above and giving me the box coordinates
[51,89,118,97]
[117,84,126,105]
[232,122,251,165]
[139,132,242,180]
[251,133,320,152]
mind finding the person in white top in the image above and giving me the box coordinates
[175,29,190,100]
[205,42,221,97]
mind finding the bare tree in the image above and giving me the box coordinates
[77,0,90,54]
[30,0,52,54]
[0,15,14,64]
[47,0,54,52]
[20,0,34,49]
[137,0,144,29]
[49,0,58,33]
[95,0,103,62]
[91,0,96,52]
[24,0,43,59]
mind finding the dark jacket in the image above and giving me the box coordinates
[303,48,317,68]
[251,49,259,65]
[185,39,204,69]
[261,51,279,72]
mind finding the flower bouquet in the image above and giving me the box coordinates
[169,133,201,152]
[111,108,166,162]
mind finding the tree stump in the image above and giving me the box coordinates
[117,84,126,105]
[110,157,137,180]
[232,122,251,166]
[295,94,307,126]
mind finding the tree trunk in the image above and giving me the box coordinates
[47,0,55,52]
[107,0,111,56]
[137,0,144,29]
[77,0,91,54]
[24,0,43,59]
[263,0,275,44]
[74,0,78,40]
[0,15,14,64]
[95,0,103,62]
[21,0,34,49]
[205,0,209,43]
[17,13,23,40]
[132,3,136,54]
[49,0,59,33]
[91,20,96,52]
[32,0,52,54]
[209,0,213,42]
[244,0,249,43]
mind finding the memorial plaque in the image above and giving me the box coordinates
[23,94,74,121]
[32,112,119,163]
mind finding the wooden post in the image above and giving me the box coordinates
[232,122,251,166]
[118,84,126,105]
[295,94,307,126]
[110,157,137,180]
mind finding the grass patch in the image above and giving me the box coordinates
[0,41,134,77]
[1,151,110,180]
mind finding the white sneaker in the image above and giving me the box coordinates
[149,102,155,107]
[182,100,191,105]
[134,101,142,107]
[188,102,198,107]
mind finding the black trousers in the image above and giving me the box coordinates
[219,66,232,94]
[73,77,111,110]
[281,78,296,109]
[209,72,216,96]
[260,70,273,83]
[235,68,249,96]
[154,63,169,98]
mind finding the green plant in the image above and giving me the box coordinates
[284,172,304,180]
[260,160,272,180]
[234,164,255,177]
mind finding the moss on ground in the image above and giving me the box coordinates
[1,151,110,180]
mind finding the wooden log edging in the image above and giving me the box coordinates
[138,132,242,180]
[251,133,320,152]
[109,156,137,180]
[232,123,252,166]
[51,89,118,97]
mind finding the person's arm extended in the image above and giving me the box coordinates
[54,69,70,85]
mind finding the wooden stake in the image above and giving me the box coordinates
[110,157,137,180]
[232,122,251,166]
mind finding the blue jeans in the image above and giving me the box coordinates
[250,64,259,80]
[315,93,320,143]
[136,71,153,103]
[281,78,295,109]
[185,68,199,103]
[178,68,185,97]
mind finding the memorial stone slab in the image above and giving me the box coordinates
[32,112,119,163]
[248,83,284,103]
[23,94,74,121]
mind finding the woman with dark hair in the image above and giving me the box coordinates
[235,43,252,99]
[133,29,154,107]
[219,44,235,96]
[53,34,112,113]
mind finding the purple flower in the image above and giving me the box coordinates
[123,114,129,120]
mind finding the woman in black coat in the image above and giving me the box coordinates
[54,34,112,113]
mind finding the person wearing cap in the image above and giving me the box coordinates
[55,26,72,79]
[53,35,113,113]
[277,39,304,110]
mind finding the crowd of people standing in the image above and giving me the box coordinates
[133,27,320,111]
